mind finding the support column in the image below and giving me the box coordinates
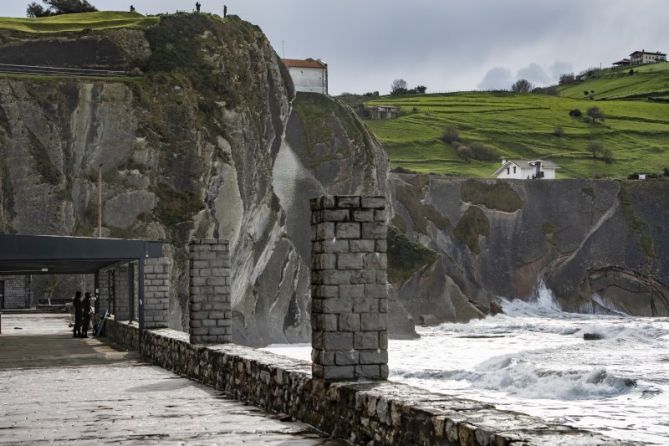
[189,239,231,345]
[114,265,130,320]
[143,257,171,329]
[310,195,389,381]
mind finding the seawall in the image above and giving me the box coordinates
[106,319,632,445]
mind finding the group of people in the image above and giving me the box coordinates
[72,291,93,338]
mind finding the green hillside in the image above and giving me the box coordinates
[0,11,158,33]
[559,62,669,100]
[364,80,669,178]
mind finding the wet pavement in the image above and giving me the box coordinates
[0,313,344,445]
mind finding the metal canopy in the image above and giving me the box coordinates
[0,234,164,275]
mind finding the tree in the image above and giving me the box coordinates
[587,106,605,124]
[559,73,576,85]
[441,125,459,144]
[415,85,427,94]
[26,0,97,17]
[511,79,533,93]
[569,108,582,118]
[390,79,408,96]
[588,141,605,159]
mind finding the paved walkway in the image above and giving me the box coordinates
[0,314,343,445]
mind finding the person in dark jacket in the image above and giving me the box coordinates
[72,291,83,338]
[81,292,92,338]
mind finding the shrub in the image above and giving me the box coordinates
[569,109,582,117]
[441,125,460,144]
[455,144,473,162]
[559,73,576,85]
[601,147,614,164]
[469,142,500,161]
[588,141,604,159]
[27,0,97,17]
[587,106,606,124]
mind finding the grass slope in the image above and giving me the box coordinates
[559,62,669,100]
[0,11,158,33]
[365,90,669,178]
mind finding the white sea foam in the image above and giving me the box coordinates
[265,283,669,444]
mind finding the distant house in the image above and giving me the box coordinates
[366,105,401,120]
[493,159,560,180]
[282,58,328,94]
[629,50,666,65]
[613,58,630,67]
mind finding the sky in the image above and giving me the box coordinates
[3,0,668,94]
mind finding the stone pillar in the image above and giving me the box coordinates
[143,257,171,329]
[189,239,231,345]
[310,195,389,381]
[114,265,130,320]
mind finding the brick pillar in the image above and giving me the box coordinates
[310,195,389,381]
[143,257,171,329]
[189,239,231,345]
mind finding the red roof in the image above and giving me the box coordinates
[282,58,327,69]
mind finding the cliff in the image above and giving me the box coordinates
[0,13,405,345]
[391,174,669,322]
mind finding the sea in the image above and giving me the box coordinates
[265,286,669,445]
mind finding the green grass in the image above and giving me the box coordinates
[0,11,159,33]
[365,90,669,178]
[559,62,669,100]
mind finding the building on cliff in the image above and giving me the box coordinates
[282,58,328,94]
[493,159,559,179]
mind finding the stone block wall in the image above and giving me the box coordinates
[1,276,30,309]
[144,257,171,329]
[105,319,625,446]
[310,195,389,381]
[189,239,231,344]
[113,265,130,321]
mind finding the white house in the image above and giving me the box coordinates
[629,50,666,65]
[282,58,328,94]
[493,159,560,179]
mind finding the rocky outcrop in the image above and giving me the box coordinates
[391,175,669,322]
[0,14,402,345]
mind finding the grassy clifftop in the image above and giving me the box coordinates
[365,71,669,178]
[559,62,669,100]
[0,11,159,33]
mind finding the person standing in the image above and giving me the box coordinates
[81,292,92,338]
[72,291,83,338]
[195,2,201,12]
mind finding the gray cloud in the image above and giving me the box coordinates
[516,63,550,86]
[478,67,513,91]
[550,61,574,81]
[2,0,668,94]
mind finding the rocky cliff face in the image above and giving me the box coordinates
[0,14,398,345]
[391,174,669,322]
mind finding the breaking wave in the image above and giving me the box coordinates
[395,354,637,400]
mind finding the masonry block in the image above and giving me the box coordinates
[311,195,388,382]
[189,239,231,345]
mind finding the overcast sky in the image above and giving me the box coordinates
[3,1,668,94]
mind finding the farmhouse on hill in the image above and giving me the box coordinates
[629,50,666,65]
[366,105,401,120]
[282,58,328,94]
[493,159,559,180]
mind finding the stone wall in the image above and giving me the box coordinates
[310,196,389,380]
[1,276,30,309]
[105,319,628,446]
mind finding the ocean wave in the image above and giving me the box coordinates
[394,355,637,400]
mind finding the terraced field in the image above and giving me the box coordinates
[365,89,669,178]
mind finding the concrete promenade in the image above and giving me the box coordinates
[0,314,343,446]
